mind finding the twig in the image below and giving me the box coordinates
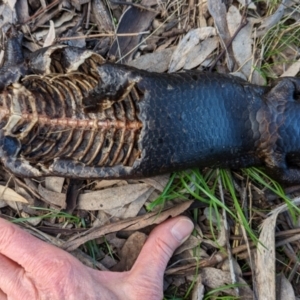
[57,31,150,41]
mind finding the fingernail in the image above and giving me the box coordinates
[171,218,194,243]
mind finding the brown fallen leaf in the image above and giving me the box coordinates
[255,197,300,300]
[0,185,28,203]
[236,0,256,10]
[45,177,65,193]
[20,211,42,226]
[38,184,66,208]
[71,0,89,11]
[165,252,227,276]
[191,276,205,300]
[169,27,216,72]
[183,36,219,70]
[100,255,117,269]
[207,0,234,70]
[128,48,175,73]
[139,174,170,192]
[43,20,55,47]
[106,187,154,218]
[0,200,7,208]
[0,2,17,29]
[77,183,151,211]
[108,5,157,62]
[281,58,300,77]
[91,0,113,33]
[62,200,193,251]
[277,273,296,300]
[15,0,29,22]
[227,5,253,78]
[93,179,127,190]
[174,235,202,255]
[112,231,147,272]
[256,0,288,38]
[200,267,252,297]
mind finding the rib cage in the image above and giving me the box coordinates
[0,56,143,168]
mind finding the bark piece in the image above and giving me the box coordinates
[108,5,157,63]
[112,231,147,271]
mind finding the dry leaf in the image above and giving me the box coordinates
[45,177,65,193]
[0,3,17,29]
[108,6,157,62]
[191,276,205,300]
[20,211,42,226]
[174,235,202,255]
[14,186,35,205]
[280,58,300,77]
[207,0,234,70]
[207,0,228,42]
[77,183,150,211]
[67,30,86,48]
[256,0,288,37]
[0,200,7,208]
[100,255,117,269]
[15,0,29,23]
[62,200,193,251]
[53,11,75,27]
[221,258,243,278]
[139,174,170,192]
[38,184,66,208]
[91,0,113,32]
[43,20,56,47]
[112,231,147,271]
[94,180,127,189]
[105,232,126,250]
[4,0,16,10]
[184,36,219,70]
[255,197,300,299]
[236,0,256,9]
[169,27,216,72]
[128,48,175,73]
[201,267,252,297]
[71,0,89,10]
[106,187,154,218]
[227,5,253,78]
[277,273,296,300]
[0,185,28,203]
[94,210,110,227]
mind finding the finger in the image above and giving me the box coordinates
[0,218,70,272]
[131,216,194,280]
[0,253,36,299]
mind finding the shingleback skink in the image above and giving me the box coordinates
[0,39,300,185]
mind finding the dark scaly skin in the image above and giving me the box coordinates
[50,65,266,178]
[0,41,300,185]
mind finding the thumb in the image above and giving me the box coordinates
[131,216,194,280]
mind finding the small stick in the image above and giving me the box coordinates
[57,31,150,42]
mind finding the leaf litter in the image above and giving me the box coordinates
[0,0,299,299]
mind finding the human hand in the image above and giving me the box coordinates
[0,216,193,300]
